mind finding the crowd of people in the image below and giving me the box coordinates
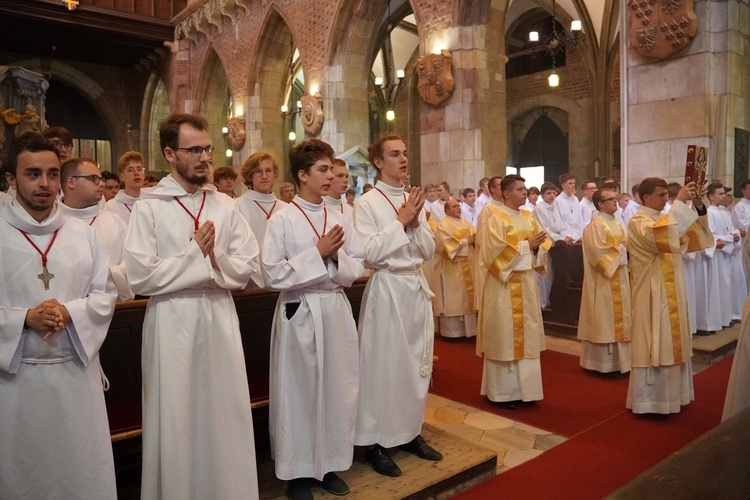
[1,117,749,499]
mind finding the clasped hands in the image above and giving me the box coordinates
[317,224,345,261]
[397,186,425,229]
[195,221,219,268]
[26,299,71,340]
[527,230,548,250]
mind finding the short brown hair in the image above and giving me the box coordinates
[368,134,402,165]
[707,182,724,197]
[592,188,612,210]
[501,174,525,194]
[117,151,144,174]
[213,166,238,182]
[241,151,279,188]
[559,173,575,185]
[332,158,347,169]
[5,132,59,176]
[61,157,97,183]
[540,181,557,194]
[42,126,73,145]
[439,181,450,191]
[638,178,667,200]
[289,139,335,187]
[159,114,208,154]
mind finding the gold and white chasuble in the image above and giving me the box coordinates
[626,201,713,413]
[578,214,631,345]
[628,201,713,369]
[433,216,476,318]
[477,205,551,361]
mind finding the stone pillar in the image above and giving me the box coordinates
[420,19,506,194]
[624,0,749,189]
[0,66,48,166]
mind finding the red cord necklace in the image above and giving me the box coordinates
[19,229,59,290]
[292,201,327,239]
[174,192,207,231]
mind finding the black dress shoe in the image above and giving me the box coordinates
[365,444,402,477]
[287,478,313,500]
[320,472,349,496]
[495,400,518,410]
[401,435,443,461]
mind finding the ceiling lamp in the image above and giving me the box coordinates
[508,0,584,88]
[371,2,406,122]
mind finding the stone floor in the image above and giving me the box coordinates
[424,393,566,476]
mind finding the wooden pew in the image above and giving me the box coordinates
[544,241,584,327]
[101,279,368,438]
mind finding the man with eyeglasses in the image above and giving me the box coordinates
[42,126,74,163]
[124,113,260,499]
[107,151,145,224]
[577,188,631,376]
[59,158,132,301]
[237,151,288,287]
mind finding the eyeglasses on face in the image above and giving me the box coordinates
[175,146,214,157]
[124,167,145,174]
[599,197,617,202]
[71,175,104,185]
[50,140,73,150]
[251,168,275,177]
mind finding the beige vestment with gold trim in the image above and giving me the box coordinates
[626,200,713,414]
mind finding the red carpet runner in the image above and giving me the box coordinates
[430,336,732,498]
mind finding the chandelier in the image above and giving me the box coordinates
[371,3,406,122]
[507,0,584,87]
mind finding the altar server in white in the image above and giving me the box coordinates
[263,139,365,498]
[0,133,117,498]
[354,134,442,478]
[125,114,260,500]
[323,157,354,222]
[107,150,145,224]
[59,157,133,301]
[722,189,747,321]
[237,151,288,287]
[707,183,734,328]
[554,173,583,241]
[732,180,750,282]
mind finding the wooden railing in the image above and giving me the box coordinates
[102,279,368,437]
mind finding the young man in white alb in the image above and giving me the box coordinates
[107,151,145,224]
[0,133,117,498]
[323,157,354,223]
[59,157,132,301]
[124,114,260,499]
[263,139,365,499]
[353,134,441,477]
[236,151,288,287]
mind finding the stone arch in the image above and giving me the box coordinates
[195,47,231,168]
[508,94,590,181]
[245,7,295,178]
[15,59,128,168]
[139,72,171,173]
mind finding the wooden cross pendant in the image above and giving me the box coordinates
[38,267,54,290]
